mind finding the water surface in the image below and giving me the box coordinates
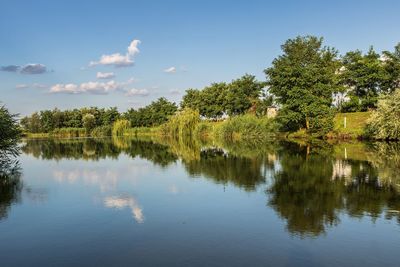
[1,137,399,266]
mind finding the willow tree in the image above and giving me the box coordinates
[265,36,340,136]
[0,105,21,155]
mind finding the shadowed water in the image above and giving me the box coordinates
[0,137,399,266]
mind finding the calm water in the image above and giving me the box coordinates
[1,137,400,266]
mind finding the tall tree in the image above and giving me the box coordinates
[225,74,265,116]
[381,43,400,93]
[340,47,387,111]
[265,36,340,135]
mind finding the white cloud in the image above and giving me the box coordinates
[50,83,80,94]
[90,39,141,67]
[164,66,176,73]
[125,88,149,97]
[50,80,122,95]
[48,78,138,96]
[127,40,141,56]
[80,80,122,94]
[16,83,47,89]
[15,84,28,89]
[96,72,115,79]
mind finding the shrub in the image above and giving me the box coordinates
[365,89,400,140]
[216,114,276,140]
[161,108,200,137]
[91,125,112,137]
[0,105,21,156]
[112,119,131,136]
[82,114,96,132]
[51,128,86,138]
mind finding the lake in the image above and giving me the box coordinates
[0,137,399,266]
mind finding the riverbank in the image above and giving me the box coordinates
[23,112,373,141]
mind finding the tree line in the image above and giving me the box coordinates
[18,35,400,137]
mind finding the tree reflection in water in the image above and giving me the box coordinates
[20,137,400,236]
[0,149,22,220]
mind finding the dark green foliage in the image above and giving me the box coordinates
[181,74,266,118]
[0,105,21,154]
[124,97,177,127]
[265,36,340,135]
[20,107,120,134]
[339,48,385,110]
[339,44,400,111]
[82,114,96,132]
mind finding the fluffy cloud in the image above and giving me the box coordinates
[48,77,142,95]
[125,88,149,97]
[90,39,141,67]
[163,66,176,73]
[1,63,47,74]
[96,72,115,79]
[50,83,80,94]
[50,80,122,95]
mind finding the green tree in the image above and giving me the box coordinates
[365,88,400,140]
[265,36,339,135]
[225,74,265,116]
[181,89,202,111]
[82,113,96,132]
[340,47,387,111]
[381,43,400,93]
[39,110,54,132]
[0,105,21,154]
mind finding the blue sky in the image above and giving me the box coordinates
[1,0,400,115]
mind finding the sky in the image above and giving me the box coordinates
[1,0,400,115]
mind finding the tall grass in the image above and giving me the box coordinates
[214,114,276,140]
[90,125,112,137]
[160,108,200,137]
[51,128,87,138]
[112,119,131,136]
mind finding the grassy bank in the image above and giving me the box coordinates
[24,112,372,141]
[123,113,277,141]
[287,112,372,140]
[329,112,371,139]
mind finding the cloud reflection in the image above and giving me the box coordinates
[104,195,144,223]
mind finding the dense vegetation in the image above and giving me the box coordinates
[0,105,21,155]
[366,89,400,140]
[0,105,22,207]
[18,35,400,139]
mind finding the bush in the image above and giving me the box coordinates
[0,105,21,156]
[193,122,213,137]
[215,114,276,140]
[91,125,112,137]
[82,114,96,132]
[306,104,335,137]
[112,119,131,136]
[365,89,400,140]
[51,128,86,138]
[161,108,200,137]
